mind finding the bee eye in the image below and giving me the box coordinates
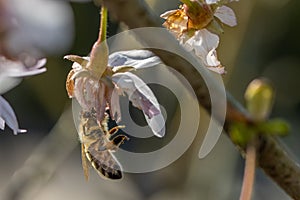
[82,112,90,118]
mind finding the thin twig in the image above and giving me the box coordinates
[100,0,300,199]
[239,141,257,200]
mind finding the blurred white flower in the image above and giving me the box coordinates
[65,50,165,137]
[0,56,46,134]
[161,0,238,74]
[0,96,26,135]
[0,56,46,94]
[1,0,74,59]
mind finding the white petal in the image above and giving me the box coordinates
[0,117,5,130]
[182,33,194,52]
[179,32,193,44]
[73,78,89,110]
[110,88,122,123]
[214,6,237,27]
[160,10,178,19]
[0,56,46,77]
[0,57,46,94]
[206,0,219,4]
[0,96,26,134]
[195,29,219,50]
[10,59,47,77]
[112,72,165,137]
[207,66,226,74]
[95,82,107,123]
[206,49,221,66]
[108,50,162,69]
[183,29,220,66]
[145,110,165,138]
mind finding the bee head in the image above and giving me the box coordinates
[82,111,92,119]
[81,108,97,119]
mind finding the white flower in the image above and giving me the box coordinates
[160,0,238,74]
[66,50,165,137]
[0,56,46,134]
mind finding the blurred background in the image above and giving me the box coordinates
[0,0,299,199]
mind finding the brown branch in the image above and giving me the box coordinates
[258,135,300,199]
[100,0,300,199]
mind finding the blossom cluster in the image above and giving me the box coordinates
[161,0,239,74]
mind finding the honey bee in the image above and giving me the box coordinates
[78,109,128,180]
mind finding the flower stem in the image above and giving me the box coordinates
[99,6,107,43]
[87,6,109,78]
[239,141,257,200]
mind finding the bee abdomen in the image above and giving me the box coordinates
[85,151,122,180]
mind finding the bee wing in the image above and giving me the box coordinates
[81,143,90,181]
[86,144,123,180]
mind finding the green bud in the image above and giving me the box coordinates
[229,122,256,147]
[258,119,289,136]
[244,78,275,121]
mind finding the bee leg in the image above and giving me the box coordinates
[99,112,109,132]
[108,125,126,136]
[111,135,129,147]
[104,135,129,152]
[81,144,90,181]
